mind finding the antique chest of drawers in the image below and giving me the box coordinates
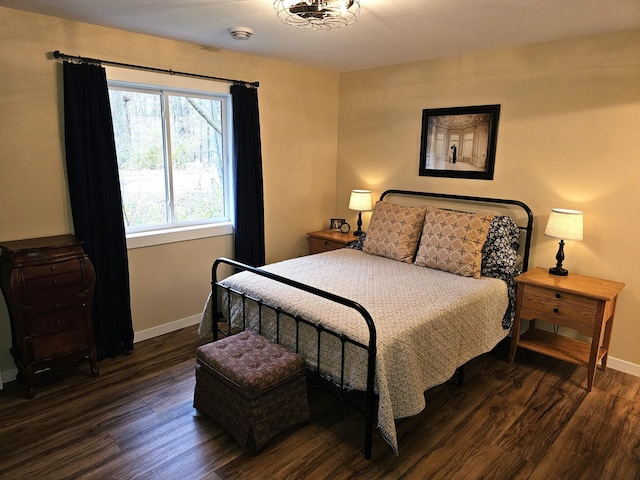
[0,235,98,397]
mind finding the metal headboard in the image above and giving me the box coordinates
[379,189,534,272]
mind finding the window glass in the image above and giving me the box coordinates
[108,84,231,234]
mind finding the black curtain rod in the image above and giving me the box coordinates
[52,50,259,88]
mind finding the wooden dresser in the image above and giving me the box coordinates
[0,235,99,398]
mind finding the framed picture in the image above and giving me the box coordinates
[329,218,345,229]
[419,104,500,180]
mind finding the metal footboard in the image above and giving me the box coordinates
[211,257,378,459]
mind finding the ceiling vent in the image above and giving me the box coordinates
[228,27,254,40]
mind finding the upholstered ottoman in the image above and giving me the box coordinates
[193,330,309,450]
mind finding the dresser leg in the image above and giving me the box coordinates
[89,346,99,377]
[25,365,36,399]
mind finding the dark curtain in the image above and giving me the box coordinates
[62,61,134,358]
[231,84,265,266]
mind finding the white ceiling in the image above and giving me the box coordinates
[3,0,640,72]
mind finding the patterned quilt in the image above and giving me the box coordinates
[198,248,509,454]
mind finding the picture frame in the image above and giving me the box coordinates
[419,104,500,180]
[329,218,345,230]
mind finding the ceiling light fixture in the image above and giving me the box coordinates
[273,0,360,30]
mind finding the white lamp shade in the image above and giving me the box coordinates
[348,190,372,211]
[544,208,583,241]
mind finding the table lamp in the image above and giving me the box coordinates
[348,190,372,236]
[544,208,583,276]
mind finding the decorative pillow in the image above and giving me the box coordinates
[414,209,494,278]
[481,215,522,329]
[346,232,366,250]
[481,215,521,279]
[362,202,429,263]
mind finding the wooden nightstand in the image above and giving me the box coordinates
[307,230,356,254]
[509,267,624,391]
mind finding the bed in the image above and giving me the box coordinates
[198,189,533,458]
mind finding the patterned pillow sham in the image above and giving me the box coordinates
[414,209,494,278]
[346,232,366,250]
[481,215,521,278]
[362,202,429,263]
[481,215,522,329]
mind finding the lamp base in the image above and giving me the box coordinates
[353,211,364,237]
[549,266,569,276]
[549,239,569,276]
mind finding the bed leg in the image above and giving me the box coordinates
[364,419,373,459]
[456,365,465,386]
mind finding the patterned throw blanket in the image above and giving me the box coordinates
[199,249,509,454]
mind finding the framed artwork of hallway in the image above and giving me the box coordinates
[419,104,500,180]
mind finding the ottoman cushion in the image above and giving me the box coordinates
[196,330,305,399]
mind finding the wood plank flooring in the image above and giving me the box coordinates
[1,324,639,479]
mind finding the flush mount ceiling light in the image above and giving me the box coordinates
[273,0,360,30]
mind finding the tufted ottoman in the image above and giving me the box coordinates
[193,330,309,450]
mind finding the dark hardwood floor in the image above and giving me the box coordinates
[1,324,639,479]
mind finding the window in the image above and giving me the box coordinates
[107,81,232,245]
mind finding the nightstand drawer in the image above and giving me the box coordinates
[308,237,345,254]
[520,284,599,334]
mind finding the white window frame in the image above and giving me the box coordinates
[105,67,234,249]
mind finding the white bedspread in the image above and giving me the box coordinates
[198,249,509,454]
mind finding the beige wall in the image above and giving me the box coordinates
[336,29,640,367]
[0,7,339,376]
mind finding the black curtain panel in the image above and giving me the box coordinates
[62,61,134,358]
[230,84,265,266]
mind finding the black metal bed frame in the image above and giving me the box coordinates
[210,190,534,459]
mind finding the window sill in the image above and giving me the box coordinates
[126,222,233,249]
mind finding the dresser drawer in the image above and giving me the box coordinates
[308,237,345,254]
[31,328,88,360]
[21,259,82,280]
[26,294,86,317]
[520,284,599,334]
[28,306,87,337]
[24,271,85,304]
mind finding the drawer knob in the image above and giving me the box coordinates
[324,241,328,245]
[555,293,561,299]
[50,266,56,271]
[553,308,559,314]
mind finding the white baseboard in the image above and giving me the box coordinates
[1,367,18,385]
[606,356,640,378]
[133,314,202,343]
